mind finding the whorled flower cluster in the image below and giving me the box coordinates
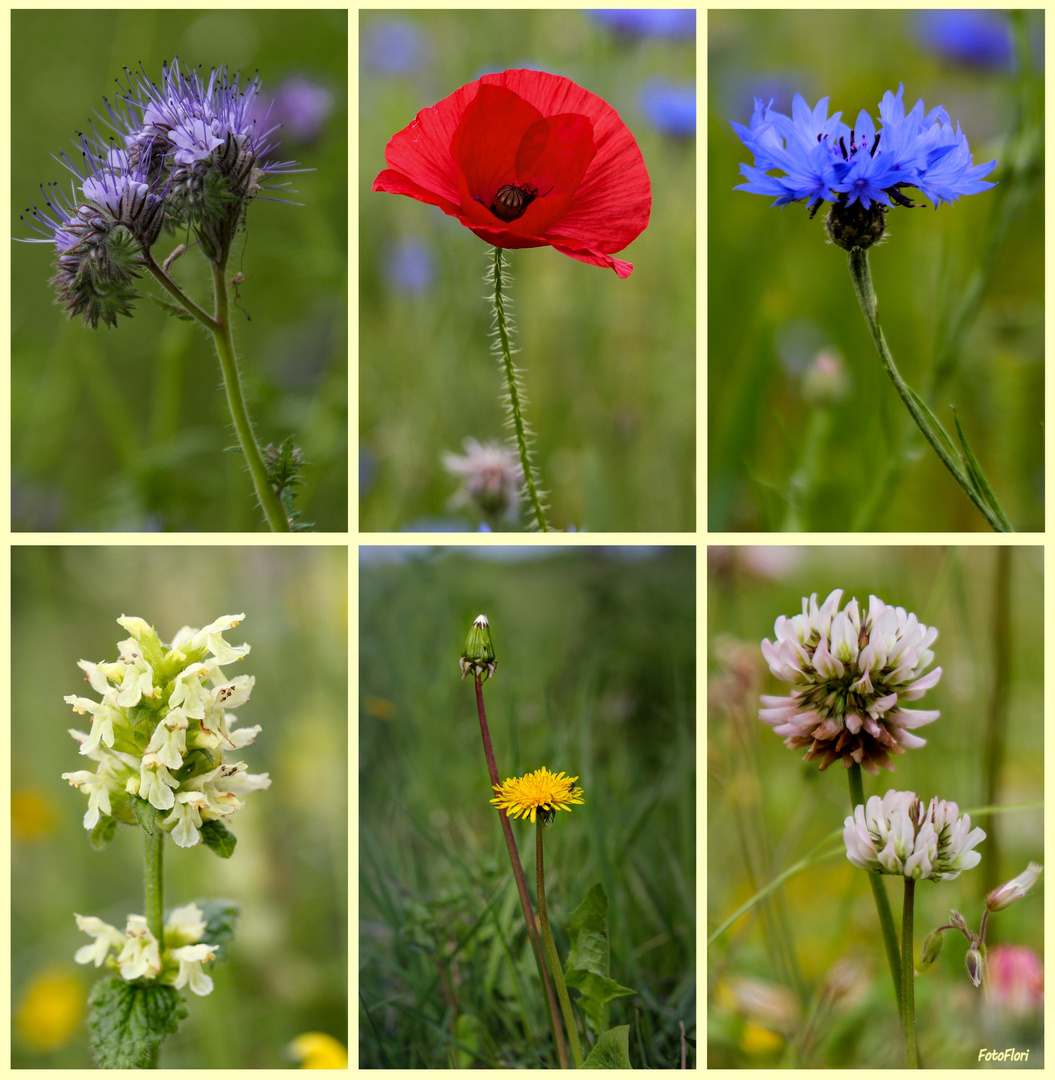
[74,903,216,996]
[62,614,270,849]
[732,84,996,218]
[843,789,985,881]
[20,58,298,327]
[759,589,941,774]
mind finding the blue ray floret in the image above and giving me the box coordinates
[732,84,997,219]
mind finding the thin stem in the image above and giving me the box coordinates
[901,878,919,1068]
[845,247,1010,533]
[144,824,165,1068]
[142,251,217,330]
[208,259,292,532]
[536,818,584,1068]
[848,764,902,1011]
[491,246,548,531]
[474,676,568,1069]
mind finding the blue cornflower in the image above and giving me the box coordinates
[732,85,997,235]
[640,81,696,137]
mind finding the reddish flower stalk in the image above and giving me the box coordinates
[473,675,569,1068]
[373,68,651,277]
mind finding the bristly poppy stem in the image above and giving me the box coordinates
[536,817,584,1068]
[474,675,568,1068]
[490,246,549,531]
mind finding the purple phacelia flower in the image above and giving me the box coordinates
[732,84,997,231]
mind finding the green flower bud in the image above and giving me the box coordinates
[917,928,944,973]
[966,943,986,988]
[460,614,497,683]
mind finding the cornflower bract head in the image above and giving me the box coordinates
[843,789,985,881]
[490,766,585,825]
[731,84,996,249]
[759,589,941,774]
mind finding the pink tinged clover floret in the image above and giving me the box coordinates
[759,589,942,774]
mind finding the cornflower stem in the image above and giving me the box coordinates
[536,818,584,1068]
[144,825,164,1069]
[847,764,902,1011]
[845,247,1010,533]
[142,251,291,532]
[902,878,919,1068]
[490,246,548,531]
[474,676,569,1069]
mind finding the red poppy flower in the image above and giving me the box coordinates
[372,68,652,278]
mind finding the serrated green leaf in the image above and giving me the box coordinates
[564,883,636,1037]
[86,976,187,1069]
[194,898,240,963]
[90,815,118,851]
[578,1025,632,1069]
[132,796,158,836]
[199,819,237,858]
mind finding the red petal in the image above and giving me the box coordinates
[451,84,542,199]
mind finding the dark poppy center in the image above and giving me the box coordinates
[489,182,539,222]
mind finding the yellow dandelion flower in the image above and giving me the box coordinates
[490,766,585,824]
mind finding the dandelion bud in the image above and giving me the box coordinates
[460,614,497,682]
[986,862,1043,912]
[966,943,986,988]
[917,928,945,973]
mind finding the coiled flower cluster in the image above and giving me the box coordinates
[759,589,941,774]
[20,58,297,326]
[62,614,269,849]
[843,789,985,881]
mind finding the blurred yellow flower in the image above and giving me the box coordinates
[15,970,84,1051]
[289,1032,349,1069]
[490,766,585,824]
[11,790,58,840]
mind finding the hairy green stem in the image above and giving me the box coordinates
[491,247,548,531]
[902,878,919,1068]
[145,824,165,1065]
[474,677,568,1068]
[845,247,1009,533]
[535,818,583,1068]
[848,764,902,1011]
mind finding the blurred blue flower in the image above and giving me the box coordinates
[914,10,1014,69]
[732,84,997,214]
[383,238,435,293]
[589,9,696,39]
[255,77,334,145]
[641,81,696,137]
[362,18,427,76]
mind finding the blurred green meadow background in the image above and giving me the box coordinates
[11,10,348,531]
[708,545,1043,1067]
[12,546,347,1068]
[360,10,696,532]
[708,10,1043,531]
[359,546,696,1066]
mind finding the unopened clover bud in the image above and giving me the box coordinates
[460,614,497,682]
[917,928,945,973]
[986,862,1043,912]
[965,943,986,988]
[948,909,970,935]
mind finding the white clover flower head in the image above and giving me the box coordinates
[760,589,941,773]
[986,863,1043,912]
[843,789,985,881]
[63,613,266,849]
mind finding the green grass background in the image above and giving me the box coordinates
[12,546,348,1068]
[359,546,696,1066]
[360,10,695,532]
[708,545,1043,1067]
[708,10,1043,531]
[11,10,348,531]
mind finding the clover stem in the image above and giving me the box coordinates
[536,818,584,1068]
[474,676,569,1069]
[847,764,902,1011]
[845,247,1010,533]
[208,259,292,532]
[902,878,919,1068]
[490,246,549,531]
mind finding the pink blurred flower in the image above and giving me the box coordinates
[986,945,1043,1015]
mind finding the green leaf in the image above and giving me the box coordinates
[903,385,959,460]
[90,815,118,851]
[199,819,237,858]
[578,1025,632,1069]
[149,294,195,321]
[193,898,240,963]
[86,976,187,1069]
[132,796,158,836]
[952,411,1014,531]
[563,883,636,1037]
